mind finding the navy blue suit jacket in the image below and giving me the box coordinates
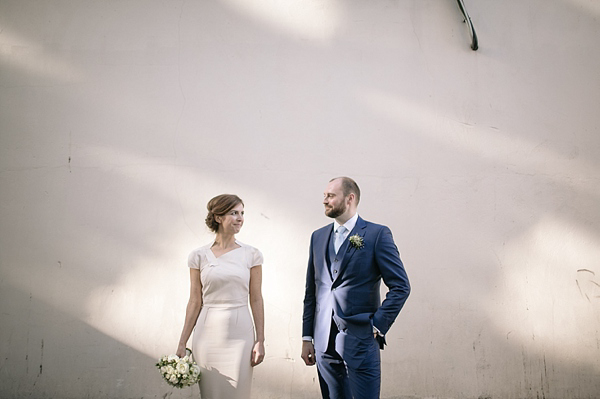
[303,216,411,354]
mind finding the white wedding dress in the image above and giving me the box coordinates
[188,241,263,399]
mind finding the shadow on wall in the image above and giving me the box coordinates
[377,168,600,397]
[0,284,199,399]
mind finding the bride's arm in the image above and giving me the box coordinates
[176,268,203,357]
[249,265,265,366]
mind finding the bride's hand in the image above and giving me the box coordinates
[176,344,187,358]
[251,341,265,366]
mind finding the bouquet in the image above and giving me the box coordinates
[156,349,201,388]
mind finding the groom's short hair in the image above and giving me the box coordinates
[331,177,361,205]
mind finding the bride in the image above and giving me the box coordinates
[176,194,265,398]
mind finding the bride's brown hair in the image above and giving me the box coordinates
[205,194,244,233]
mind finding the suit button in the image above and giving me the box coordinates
[332,288,336,291]
[333,270,337,274]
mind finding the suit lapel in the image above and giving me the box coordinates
[333,216,367,284]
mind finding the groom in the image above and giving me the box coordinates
[301,177,411,399]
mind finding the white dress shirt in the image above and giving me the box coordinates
[333,212,358,246]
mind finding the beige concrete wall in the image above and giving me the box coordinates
[1,1,599,398]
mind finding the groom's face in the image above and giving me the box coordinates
[323,180,348,219]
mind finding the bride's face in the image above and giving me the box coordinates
[217,203,244,235]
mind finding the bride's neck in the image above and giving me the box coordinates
[213,233,237,249]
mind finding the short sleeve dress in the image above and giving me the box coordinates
[188,240,263,399]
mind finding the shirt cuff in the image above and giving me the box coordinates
[302,336,313,342]
[373,326,383,337]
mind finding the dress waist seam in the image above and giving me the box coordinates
[202,303,248,309]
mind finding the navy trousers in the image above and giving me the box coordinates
[316,323,381,399]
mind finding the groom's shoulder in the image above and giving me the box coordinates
[313,223,333,235]
[361,218,390,233]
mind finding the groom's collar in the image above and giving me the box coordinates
[333,212,359,233]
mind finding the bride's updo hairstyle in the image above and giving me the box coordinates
[205,194,244,233]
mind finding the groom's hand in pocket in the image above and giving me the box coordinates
[301,341,316,366]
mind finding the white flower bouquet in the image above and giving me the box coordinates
[156,349,201,388]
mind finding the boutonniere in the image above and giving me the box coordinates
[348,234,364,249]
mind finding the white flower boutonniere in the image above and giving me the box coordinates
[348,234,364,250]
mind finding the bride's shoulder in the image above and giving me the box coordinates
[235,240,263,267]
[187,242,214,268]
[189,242,213,255]
[235,240,259,252]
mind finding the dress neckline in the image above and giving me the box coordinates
[208,240,242,259]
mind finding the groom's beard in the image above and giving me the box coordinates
[325,202,346,219]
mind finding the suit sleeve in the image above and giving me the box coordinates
[302,232,317,338]
[372,226,411,335]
